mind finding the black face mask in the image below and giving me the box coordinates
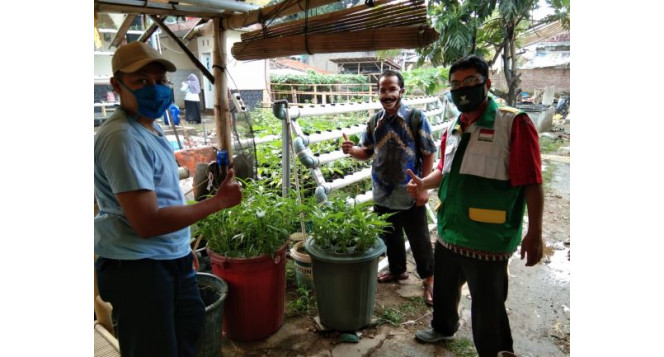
[451,83,486,112]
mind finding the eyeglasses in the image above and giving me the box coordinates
[449,76,485,90]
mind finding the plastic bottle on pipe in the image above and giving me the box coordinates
[217,150,229,180]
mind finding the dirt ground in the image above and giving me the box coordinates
[183,114,571,357]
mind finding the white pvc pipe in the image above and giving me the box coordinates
[287,97,442,119]
[350,190,373,205]
[304,124,365,145]
[316,150,347,166]
[328,167,372,191]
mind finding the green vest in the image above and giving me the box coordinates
[437,98,526,254]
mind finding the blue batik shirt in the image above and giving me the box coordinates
[360,104,436,210]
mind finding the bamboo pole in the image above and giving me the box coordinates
[222,0,340,30]
[231,25,439,61]
[95,1,227,18]
[213,17,233,163]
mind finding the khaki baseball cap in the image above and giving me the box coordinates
[112,41,176,75]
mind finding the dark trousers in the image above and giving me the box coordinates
[374,204,434,279]
[431,241,513,357]
[96,253,205,357]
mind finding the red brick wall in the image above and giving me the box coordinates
[490,67,570,95]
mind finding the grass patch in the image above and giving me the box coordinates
[377,297,430,326]
[445,337,478,357]
[376,307,405,326]
[286,286,315,318]
[403,296,429,314]
[286,259,296,287]
[541,161,557,191]
[539,135,565,154]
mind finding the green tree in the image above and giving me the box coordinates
[403,66,449,96]
[541,0,570,30]
[419,0,569,106]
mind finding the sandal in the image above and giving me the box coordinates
[377,271,409,283]
[423,278,434,306]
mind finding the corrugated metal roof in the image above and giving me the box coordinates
[271,58,333,74]
[520,21,568,47]
[330,57,400,69]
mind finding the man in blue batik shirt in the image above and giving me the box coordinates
[341,69,436,306]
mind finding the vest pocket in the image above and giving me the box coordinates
[468,207,506,224]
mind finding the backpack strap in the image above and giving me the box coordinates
[409,108,422,172]
[367,110,382,136]
[409,108,421,147]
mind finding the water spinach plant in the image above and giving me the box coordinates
[308,199,392,255]
[195,179,303,258]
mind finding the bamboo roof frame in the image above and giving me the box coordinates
[94,0,439,159]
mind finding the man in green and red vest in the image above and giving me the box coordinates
[406,55,544,357]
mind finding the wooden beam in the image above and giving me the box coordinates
[110,14,136,48]
[95,1,228,18]
[137,23,159,42]
[149,15,215,84]
[222,0,340,30]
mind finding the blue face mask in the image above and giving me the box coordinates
[118,80,173,119]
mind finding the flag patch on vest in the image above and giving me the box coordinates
[478,129,495,142]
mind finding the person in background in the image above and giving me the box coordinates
[163,81,181,126]
[94,41,242,357]
[406,55,543,357]
[181,74,202,124]
[340,69,436,306]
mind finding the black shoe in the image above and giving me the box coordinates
[414,328,455,343]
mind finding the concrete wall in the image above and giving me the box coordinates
[94,54,113,77]
[489,67,570,96]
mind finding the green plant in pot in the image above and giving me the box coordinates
[304,199,392,331]
[195,179,303,341]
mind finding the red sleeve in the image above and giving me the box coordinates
[509,114,542,186]
[436,131,448,171]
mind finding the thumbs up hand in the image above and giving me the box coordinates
[341,133,354,155]
[406,169,429,206]
[406,169,422,196]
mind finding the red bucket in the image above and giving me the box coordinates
[207,245,286,341]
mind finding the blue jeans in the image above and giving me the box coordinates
[96,253,205,357]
